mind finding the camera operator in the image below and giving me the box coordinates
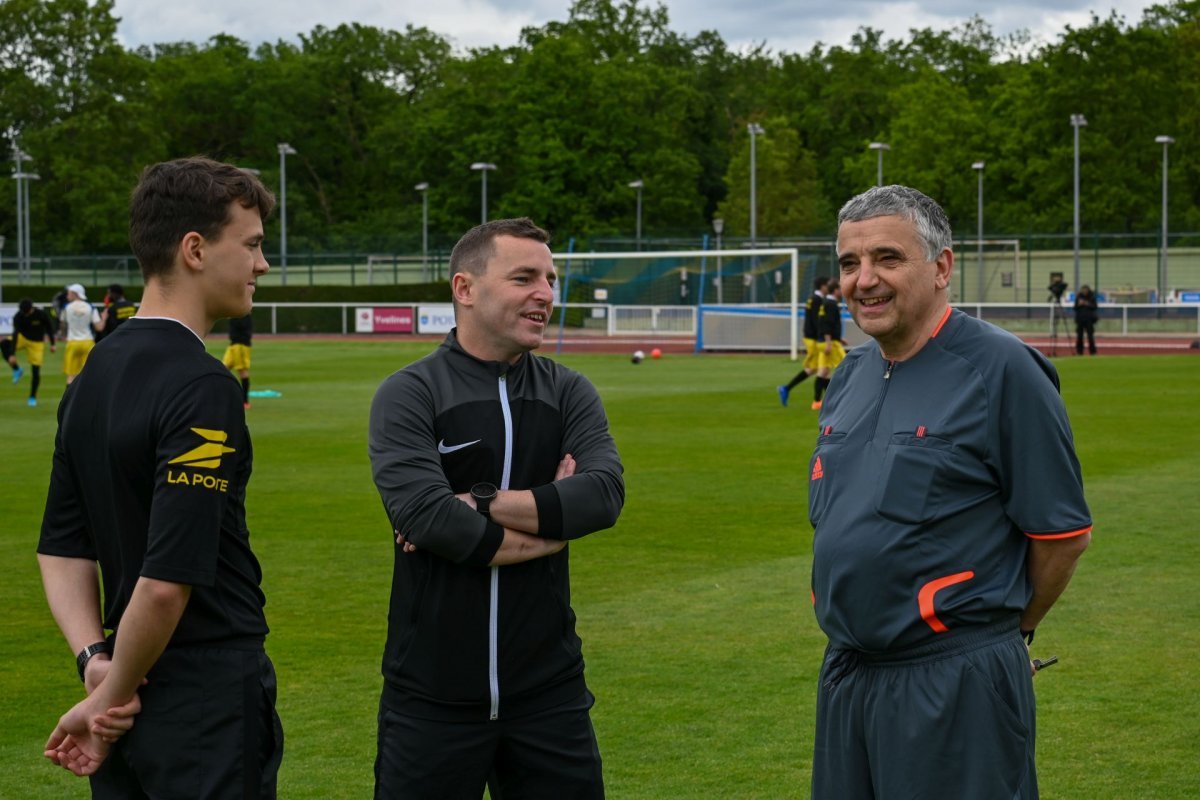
[1073,285,1098,355]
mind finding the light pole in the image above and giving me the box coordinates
[712,217,724,304]
[628,180,644,249]
[415,182,429,277]
[470,162,497,223]
[1070,114,1086,294]
[869,142,890,187]
[11,147,31,278]
[1155,135,1174,302]
[747,123,765,246]
[973,161,985,302]
[277,142,297,286]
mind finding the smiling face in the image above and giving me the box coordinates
[836,214,953,361]
[453,234,556,364]
[200,202,269,323]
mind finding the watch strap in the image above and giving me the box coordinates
[76,641,112,682]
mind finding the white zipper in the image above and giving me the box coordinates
[489,374,515,721]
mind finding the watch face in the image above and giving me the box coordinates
[472,482,497,500]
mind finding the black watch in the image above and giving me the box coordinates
[471,482,498,517]
[76,641,112,682]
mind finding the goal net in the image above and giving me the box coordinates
[550,247,830,358]
[951,239,1022,303]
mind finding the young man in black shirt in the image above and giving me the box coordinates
[95,284,137,342]
[6,297,57,406]
[38,157,283,795]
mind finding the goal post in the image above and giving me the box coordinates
[952,239,1022,303]
[549,248,806,357]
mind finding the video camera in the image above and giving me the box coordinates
[1048,272,1068,302]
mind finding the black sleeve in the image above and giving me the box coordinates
[38,390,96,559]
[532,372,624,540]
[142,373,246,586]
[368,371,503,565]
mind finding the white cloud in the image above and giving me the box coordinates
[110,0,1162,54]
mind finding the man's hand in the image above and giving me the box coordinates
[83,658,143,742]
[45,697,113,776]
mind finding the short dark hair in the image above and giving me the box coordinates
[449,217,550,277]
[813,275,830,291]
[108,283,124,298]
[19,298,33,312]
[129,157,275,281]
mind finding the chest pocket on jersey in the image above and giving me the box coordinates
[808,432,846,527]
[874,433,954,525]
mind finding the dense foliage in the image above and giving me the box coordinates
[2,0,1198,253]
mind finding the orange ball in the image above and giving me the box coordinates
[650,348,662,359]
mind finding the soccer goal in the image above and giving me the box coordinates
[952,239,1023,303]
[550,247,820,358]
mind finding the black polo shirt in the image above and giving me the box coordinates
[38,318,267,647]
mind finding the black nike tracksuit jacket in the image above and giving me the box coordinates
[368,329,624,722]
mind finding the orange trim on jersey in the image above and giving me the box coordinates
[811,589,816,606]
[917,570,975,633]
[930,305,953,338]
[1026,525,1093,540]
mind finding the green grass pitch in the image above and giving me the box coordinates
[1,341,1197,798]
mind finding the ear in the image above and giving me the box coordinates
[451,272,474,308]
[179,231,206,273]
[933,248,953,291]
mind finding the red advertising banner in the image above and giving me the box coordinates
[355,306,414,333]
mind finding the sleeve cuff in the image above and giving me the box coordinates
[531,483,563,538]
[463,520,504,566]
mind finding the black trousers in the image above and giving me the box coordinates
[375,690,604,799]
[90,646,284,799]
[1075,321,1096,354]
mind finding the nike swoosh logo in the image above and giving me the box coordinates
[437,438,481,454]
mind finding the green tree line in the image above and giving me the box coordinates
[2,0,1198,255]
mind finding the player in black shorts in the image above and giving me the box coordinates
[7,297,57,406]
[38,157,283,797]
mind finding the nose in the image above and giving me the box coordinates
[533,276,554,304]
[855,259,879,290]
[256,249,270,274]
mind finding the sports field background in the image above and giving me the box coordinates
[1,341,1197,798]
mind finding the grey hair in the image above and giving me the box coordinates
[837,185,953,262]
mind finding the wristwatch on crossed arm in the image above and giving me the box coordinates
[471,482,498,518]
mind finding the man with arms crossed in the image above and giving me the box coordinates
[369,217,624,798]
[808,185,1091,799]
[38,157,284,797]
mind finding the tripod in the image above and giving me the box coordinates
[1047,296,1070,357]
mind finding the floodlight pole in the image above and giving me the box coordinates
[415,182,429,277]
[869,142,890,187]
[747,124,765,246]
[471,162,497,223]
[628,179,644,250]
[278,142,297,286]
[712,217,724,304]
[1155,136,1174,302]
[973,161,985,302]
[1070,114,1086,295]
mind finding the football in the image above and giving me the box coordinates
[631,350,645,364]
[651,348,662,359]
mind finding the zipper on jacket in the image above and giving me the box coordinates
[489,374,516,721]
[868,359,896,437]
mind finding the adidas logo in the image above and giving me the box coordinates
[168,428,235,469]
[811,456,824,481]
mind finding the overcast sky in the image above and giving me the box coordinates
[111,0,1161,56]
